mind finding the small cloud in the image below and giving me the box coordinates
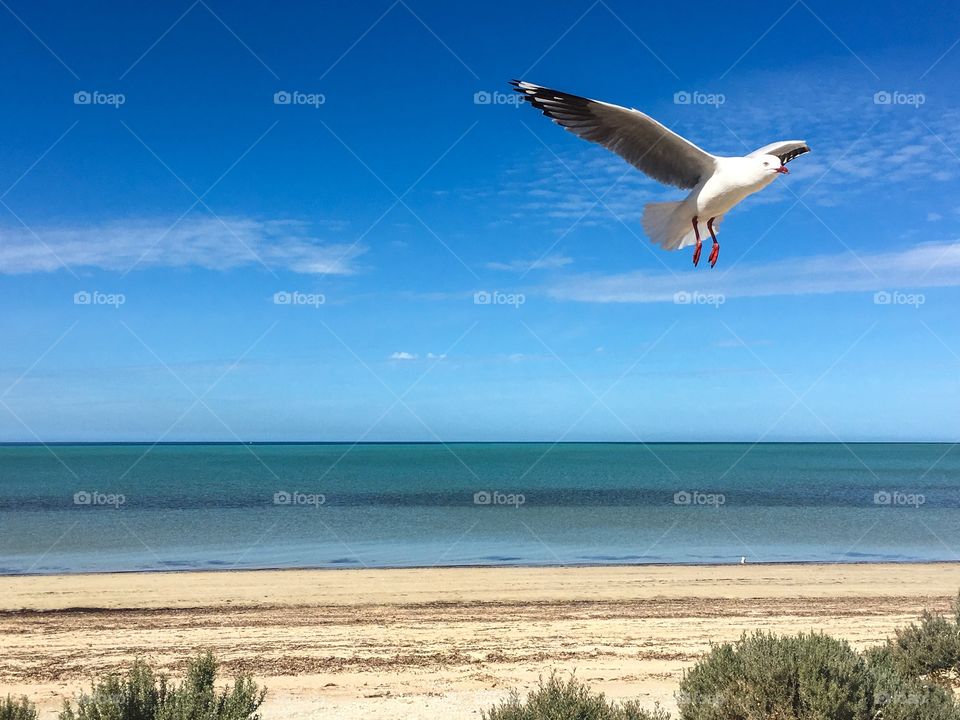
[426,352,447,360]
[594,346,605,353]
[389,351,417,360]
[484,254,573,272]
[928,212,943,222]
[0,216,364,275]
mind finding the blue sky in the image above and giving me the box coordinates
[1,0,959,441]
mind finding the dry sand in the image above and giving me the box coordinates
[2,563,959,719]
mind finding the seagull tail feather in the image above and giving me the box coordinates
[641,201,693,251]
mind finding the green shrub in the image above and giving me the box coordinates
[0,697,37,720]
[482,674,669,720]
[59,653,265,720]
[870,592,960,683]
[678,631,958,720]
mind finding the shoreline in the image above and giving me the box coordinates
[5,556,959,580]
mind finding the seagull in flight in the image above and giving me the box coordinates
[511,81,810,267]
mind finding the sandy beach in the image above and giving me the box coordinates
[2,563,959,719]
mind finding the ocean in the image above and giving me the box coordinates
[1,442,958,574]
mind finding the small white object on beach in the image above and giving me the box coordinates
[741,556,747,564]
[511,80,811,268]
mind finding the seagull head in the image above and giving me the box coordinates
[759,154,789,175]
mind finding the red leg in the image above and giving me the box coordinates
[691,217,702,267]
[707,217,719,268]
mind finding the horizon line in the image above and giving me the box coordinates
[0,440,956,447]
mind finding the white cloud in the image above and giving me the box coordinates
[0,216,365,275]
[484,254,573,272]
[544,241,960,303]
[389,351,417,360]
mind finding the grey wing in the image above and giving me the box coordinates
[511,80,716,190]
[748,140,811,165]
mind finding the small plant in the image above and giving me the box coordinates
[483,674,669,720]
[0,697,37,720]
[59,652,265,720]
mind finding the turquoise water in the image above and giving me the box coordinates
[1,443,959,574]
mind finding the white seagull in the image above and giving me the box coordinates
[511,81,810,267]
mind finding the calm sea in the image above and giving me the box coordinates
[1,443,958,574]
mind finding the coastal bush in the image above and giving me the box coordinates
[59,653,265,720]
[0,696,37,720]
[868,591,960,684]
[482,674,670,720]
[677,630,959,720]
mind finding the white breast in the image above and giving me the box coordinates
[693,157,775,218]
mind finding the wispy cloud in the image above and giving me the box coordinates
[388,351,448,361]
[0,216,365,275]
[544,241,960,303]
[484,254,573,272]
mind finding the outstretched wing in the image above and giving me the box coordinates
[511,80,717,190]
[748,140,811,165]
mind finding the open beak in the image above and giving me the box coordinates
[776,165,789,174]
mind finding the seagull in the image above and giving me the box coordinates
[511,81,810,268]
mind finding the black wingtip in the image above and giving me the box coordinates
[780,145,811,164]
